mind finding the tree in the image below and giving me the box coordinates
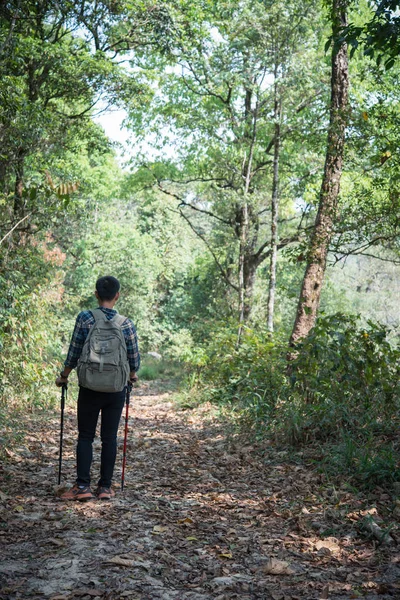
[127,0,328,335]
[0,1,126,222]
[0,0,147,402]
[289,0,349,347]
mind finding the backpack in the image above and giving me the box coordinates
[77,308,130,393]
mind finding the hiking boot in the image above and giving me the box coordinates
[96,486,115,500]
[60,484,94,501]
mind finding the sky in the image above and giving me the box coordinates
[95,105,177,167]
[95,108,150,169]
[95,108,130,146]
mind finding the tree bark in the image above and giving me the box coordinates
[13,149,25,217]
[243,254,258,321]
[267,92,281,332]
[238,201,249,327]
[237,89,257,344]
[289,0,349,347]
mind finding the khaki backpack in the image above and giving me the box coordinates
[77,308,130,392]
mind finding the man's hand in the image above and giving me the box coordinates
[56,368,71,387]
[56,376,68,387]
[129,372,138,383]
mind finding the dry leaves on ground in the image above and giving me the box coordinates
[0,381,399,599]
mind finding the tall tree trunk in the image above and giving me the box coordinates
[243,254,258,321]
[238,201,249,328]
[289,0,349,347]
[267,93,281,332]
[13,149,25,217]
[237,91,257,344]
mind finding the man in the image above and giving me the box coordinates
[56,276,140,501]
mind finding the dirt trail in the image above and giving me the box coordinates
[0,382,399,600]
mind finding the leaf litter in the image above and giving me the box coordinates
[0,381,399,599]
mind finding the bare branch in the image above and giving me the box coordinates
[161,176,228,185]
[295,89,324,113]
[177,208,239,291]
[332,250,400,265]
[182,61,231,106]
[331,234,400,264]
[157,183,233,226]
[179,200,233,226]
[255,233,303,265]
[0,213,31,245]
[251,159,274,177]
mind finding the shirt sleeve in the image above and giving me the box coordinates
[64,313,89,369]
[122,319,141,372]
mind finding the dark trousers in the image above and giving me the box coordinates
[76,386,125,488]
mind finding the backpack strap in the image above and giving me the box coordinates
[112,314,127,327]
[91,308,107,322]
[91,309,127,325]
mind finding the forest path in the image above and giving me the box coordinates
[0,381,398,600]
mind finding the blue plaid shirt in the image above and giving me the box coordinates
[64,307,140,372]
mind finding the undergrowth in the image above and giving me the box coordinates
[181,314,400,489]
[138,356,183,382]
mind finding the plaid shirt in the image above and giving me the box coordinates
[64,307,140,372]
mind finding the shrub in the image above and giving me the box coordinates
[138,356,183,381]
[284,314,400,440]
[185,314,400,487]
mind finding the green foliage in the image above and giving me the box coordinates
[334,55,400,261]
[125,0,330,321]
[0,241,64,410]
[2,0,400,494]
[187,314,400,488]
[138,356,182,381]
[326,434,400,487]
[186,323,290,427]
[339,0,400,70]
[277,315,399,460]
[290,314,399,417]
[59,187,203,355]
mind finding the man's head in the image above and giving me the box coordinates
[95,276,120,303]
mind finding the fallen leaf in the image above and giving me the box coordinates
[49,538,65,547]
[211,574,251,587]
[73,591,104,597]
[107,556,150,569]
[315,538,340,553]
[219,552,233,559]
[152,525,168,534]
[262,558,294,575]
[107,557,137,567]
[5,448,23,462]
[178,517,195,525]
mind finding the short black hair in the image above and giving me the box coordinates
[96,276,120,301]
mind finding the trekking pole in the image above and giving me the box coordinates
[58,383,67,485]
[121,382,132,492]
